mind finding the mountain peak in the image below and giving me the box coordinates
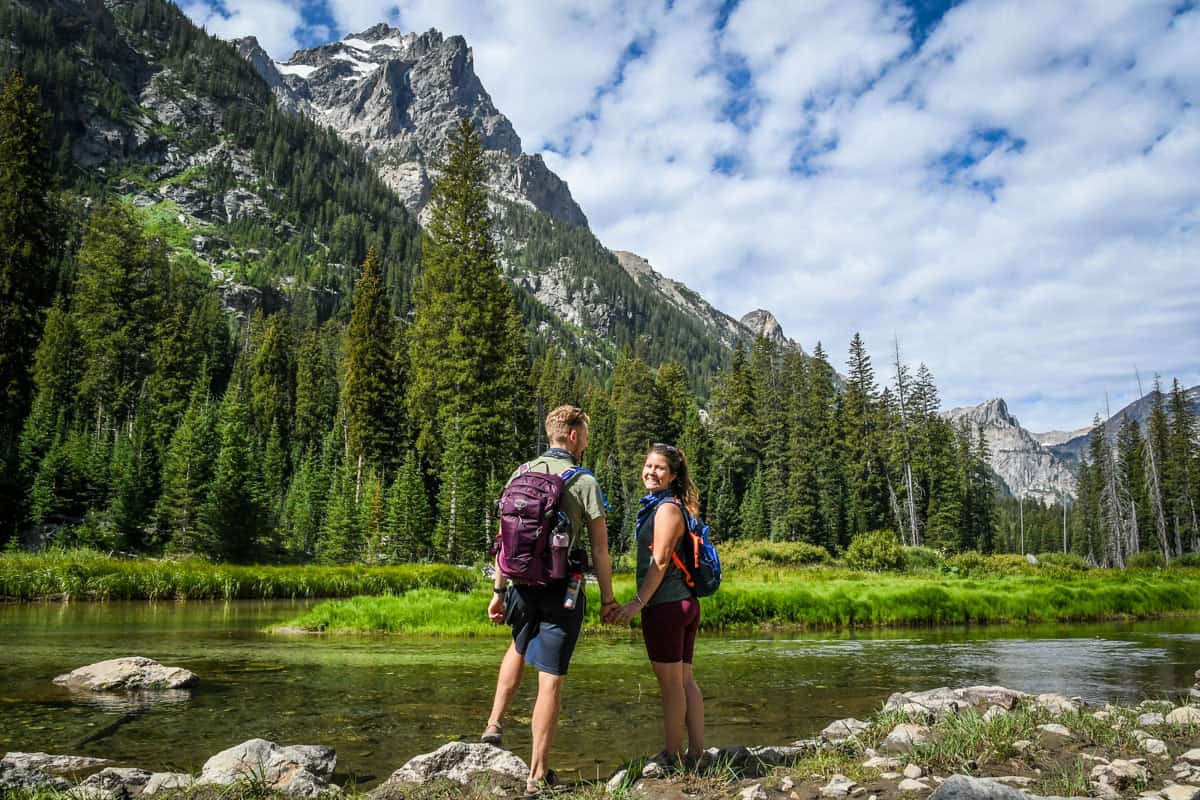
[740,309,784,343]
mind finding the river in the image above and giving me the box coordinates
[1,601,1197,785]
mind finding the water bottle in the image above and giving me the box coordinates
[550,515,569,579]
[563,572,583,610]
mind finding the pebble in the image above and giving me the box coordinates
[903,764,924,779]
[739,784,768,800]
[780,777,795,792]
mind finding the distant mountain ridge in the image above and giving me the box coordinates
[943,398,1077,503]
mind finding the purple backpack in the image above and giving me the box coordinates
[496,464,585,585]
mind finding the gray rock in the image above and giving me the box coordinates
[1160,786,1200,800]
[81,767,152,795]
[904,764,925,779]
[142,772,194,796]
[747,743,816,766]
[1138,713,1167,727]
[0,762,70,792]
[883,687,1026,719]
[380,742,526,786]
[899,778,932,793]
[1180,749,1200,765]
[821,774,858,798]
[739,784,768,800]
[863,756,902,770]
[1168,707,1200,725]
[821,718,871,741]
[928,774,1081,800]
[1141,738,1169,758]
[879,724,931,755]
[1036,723,1073,742]
[222,188,269,224]
[982,706,1009,723]
[1090,760,1149,800]
[53,657,198,692]
[605,768,629,793]
[1036,693,1081,715]
[1,752,111,774]
[199,738,338,797]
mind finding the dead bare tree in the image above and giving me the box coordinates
[891,337,920,547]
[1101,394,1129,567]
[1136,371,1171,564]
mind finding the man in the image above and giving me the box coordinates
[483,404,618,794]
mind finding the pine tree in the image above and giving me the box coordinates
[72,203,169,432]
[386,450,434,562]
[294,324,338,456]
[655,361,691,446]
[434,418,486,563]
[843,333,889,535]
[319,454,361,564]
[0,73,57,449]
[359,467,386,563]
[342,248,402,469]
[198,385,265,561]
[739,467,768,539]
[612,352,666,487]
[1166,380,1199,553]
[158,390,217,555]
[710,343,756,503]
[407,119,527,477]
[0,73,59,539]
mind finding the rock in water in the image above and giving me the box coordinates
[1,752,111,773]
[199,738,338,797]
[53,657,198,691]
[821,718,871,741]
[378,742,527,786]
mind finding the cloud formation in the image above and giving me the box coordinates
[188,0,1200,431]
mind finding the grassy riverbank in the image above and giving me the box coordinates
[0,549,475,601]
[281,567,1200,635]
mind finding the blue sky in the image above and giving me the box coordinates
[181,0,1200,432]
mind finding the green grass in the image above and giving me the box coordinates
[279,567,1200,635]
[0,549,476,601]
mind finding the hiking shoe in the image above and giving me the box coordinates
[525,768,559,795]
[480,721,503,746]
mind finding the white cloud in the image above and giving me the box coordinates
[208,0,1200,431]
[180,0,308,59]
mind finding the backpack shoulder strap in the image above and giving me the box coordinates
[559,466,611,511]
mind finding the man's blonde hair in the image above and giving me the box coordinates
[545,404,589,444]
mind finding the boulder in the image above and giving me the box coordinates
[1,752,111,773]
[199,738,338,797]
[822,718,871,741]
[142,772,194,796]
[820,774,858,798]
[880,724,931,755]
[1036,723,1073,743]
[883,687,1026,719]
[1090,760,1149,800]
[1140,738,1169,758]
[982,706,1008,723]
[1180,749,1200,766]
[899,778,932,793]
[1138,713,1166,727]
[0,762,69,793]
[53,657,197,692]
[1160,786,1200,800]
[1168,707,1200,725]
[1036,693,1081,715]
[81,767,153,794]
[928,774,1078,800]
[379,742,526,786]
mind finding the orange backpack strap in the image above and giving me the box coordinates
[646,498,695,588]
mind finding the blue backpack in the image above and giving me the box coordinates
[672,505,722,598]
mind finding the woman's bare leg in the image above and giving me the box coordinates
[682,662,704,759]
[651,660,686,755]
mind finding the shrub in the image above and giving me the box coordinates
[903,546,944,571]
[1176,552,1200,568]
[721,540,831,570]
[943,552,1034,577]
[1036,552,1092,571]
[845,530,907,572]
[1127,551,1165,569]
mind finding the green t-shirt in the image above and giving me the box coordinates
[506,454,605,553]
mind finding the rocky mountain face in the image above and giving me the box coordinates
[1040,385,1200,469]
[613,251,748,349]
[235,27,587,228]
[944,399,1077,503]
[739,309,803,352]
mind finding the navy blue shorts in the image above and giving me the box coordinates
[506,584,586,676]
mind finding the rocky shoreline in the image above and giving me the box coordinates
[3,661,1199,800]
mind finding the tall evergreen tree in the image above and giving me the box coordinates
[385,449,433,562]
[407,119,527,477]
[843,333,890,535]
[157,389,217,554]
[342,248,402,469]
[433,418,485,563]
[198,384,264,561]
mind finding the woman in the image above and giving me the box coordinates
[614,443,705,769]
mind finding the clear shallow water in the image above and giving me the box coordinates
[1,601,1198,786]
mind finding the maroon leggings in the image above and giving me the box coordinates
[641,597,700,663]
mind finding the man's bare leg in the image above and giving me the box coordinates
[528,670,564,785]
[486,642,525,732]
